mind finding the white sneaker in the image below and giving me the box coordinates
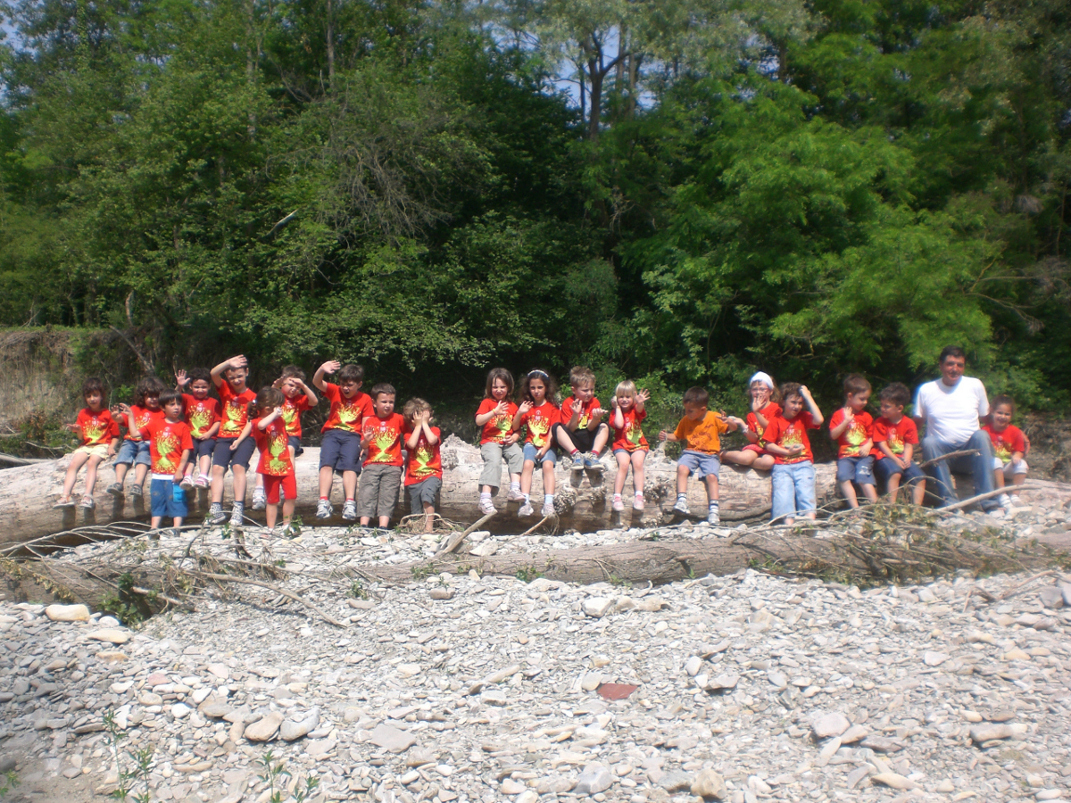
[571,454,585,472]
[672,497,690,516]
[207,503,226,525]
[180,474,194,489]
[997,493,1012,510]
[479,498,496,515]
[230,504,244,526]
[612,495,625,512]
[541,501,556,518]
[518,502,534,517]
[633,494,644,511]
[316,499,333,519]
[251,488,267,511]
[1009,494,1021,505]
[342,500,358,521]
[584,452,603,473]
[506,488,525,502]
[707,509,720,525]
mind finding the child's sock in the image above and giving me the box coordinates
[510,481,521,492]
[570,449,580,458]
[479,491,492,502]
[544,493,554,505]
[677,493,688,503]
[523,493,530,504]
[320,495,328,501]
[709,501,719,514]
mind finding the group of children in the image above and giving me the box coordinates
[55,360,1030,533]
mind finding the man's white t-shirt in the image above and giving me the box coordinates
[914,376,989,446]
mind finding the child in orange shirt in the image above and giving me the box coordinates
[609,381,650,512]
[982,395,1029,509]
[174,367,220,489]
[108,376,167,498]
[313,361,373,521]
[828,374,878,508]
[762,383,824,525]
[359,383,406,528]
[512,369,561,518]
[251,365,317,512]
[722,372,781,471]
[404,398,442,532]
[659,387,740,525]
[233,387,297,536]
[55,378,120,509]
[475,368,524,514]
[123,390,193,531]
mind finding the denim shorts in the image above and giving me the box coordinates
[212,437,255,470]
[771,461,816,521]
[115,439,151,467]
[523,442,557,465]
[678,450,720,479]
[319,429,362,473]
[873,457,925,486]
[836,455,875,486]
[150,478,187,518]
[192,437,216,460]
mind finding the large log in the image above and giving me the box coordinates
[0,436,836,547]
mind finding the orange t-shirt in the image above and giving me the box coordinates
[140,419,193,476]
[182,394,220,440]
[519,402,560,448]
[673,411,728,454]
[280,395,312,438]
[218,383,256,439]
[829,408,874,458]
[763,412,819,464]
[405,426,442,485]
[76,408,120,447]
[612,408,648,452]
[320,384,373,434]
[362,413,406,466]
[253,416,295,477]
[561,396,603,430]
[477,398,518,445]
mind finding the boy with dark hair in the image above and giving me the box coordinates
[313,360,373,521]
[55,378,120,509]
[207,355,257,526]
[175,367,220,489]
[123,389,192,532]
[763,383,824,525]
[109,375,167,498]
[828,373,878,508]
[251,365,318,511]
[358,383,405,529]
[658,386,739,525]
[553,366,610,471]
[872,382,926,504]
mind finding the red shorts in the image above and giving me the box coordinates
[262,473,297,504]
[742,444,766,455]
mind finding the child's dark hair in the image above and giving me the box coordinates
[880,382,911,407]
[843,373,871,396]
[159,389,182,408]
[682,387,709,407]
[82,377,106,400]
[781,382,803,401]
[281,365,306,382]
[403,397,431,423]
[519,369,558,406]
[484,367,514,399]
[569,366,596,388]
[370,383,396,401]
[247,386,284,418]
[338,364,364,384]
[991,394,1015,414]
[184,368,212,386]
[133,376,167,407]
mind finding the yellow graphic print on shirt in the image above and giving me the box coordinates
[492,414,512,441]
[370,429,397,462]
[338,402,360,430]
[527,416,551,448]
[843,420,867,457]
[280,405,297,426]
[153,430,180,472]
[268,431,290,474]
[780,426,806,463]
[993,438,1012,462]
[221,402,243,436]
[412,446,435,479]
[626,421,643,447]
[885,428,904,455]
[82,420,106,445]
[189,408,212,439]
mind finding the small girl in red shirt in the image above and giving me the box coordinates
[722,372,781,472]
[233,388,296,536]
[982,394,1029,508]
[609,380,650,513]
[55,378,120,509]
[511,369,561,519]
[475,368,524,515]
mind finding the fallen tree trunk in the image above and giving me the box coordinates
[0,436,837,546]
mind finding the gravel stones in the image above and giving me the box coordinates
[574,762,613,795]
[244,712,283,742]
[44,604,89,622]
[280,707,319,741]
[691,768,727,799]
[368,723,416,753]
[811,712,851,739]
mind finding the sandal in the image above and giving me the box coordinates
[79,496,96,510]
[53,497,75,509]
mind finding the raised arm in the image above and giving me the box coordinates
[313,360,340,392]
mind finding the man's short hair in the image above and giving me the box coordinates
[370,383,396,401]
[338,364,364,384]
[880,382,911,407]
[939,345,966,364]
[569,366,596,388]
[682,387,709,407]
[843,373,871,396]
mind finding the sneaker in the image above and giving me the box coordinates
[997,493,1012,510]
[479,498,496,515]
[1009,494,1021,505]
[672,497,690,516]
[541,501,556,518]
[707,508,720,525]
[342,500,358,521]
[584,452,603,473]
[279,524,297,539]
[230,503,245,527]
[571,453,586,472]
[130,484,143,499]
[53,498,75,509]
[506,488,525,502]
[207,503,226,525]
[518,502,534,517]
[316,499,333,519]
[633,494,645,511]
[251,488,267,511]
[106,482,124,496]
[180,474,194,489]
[612,495,625,512]
[194,475,210,489]
[79,496,95,510]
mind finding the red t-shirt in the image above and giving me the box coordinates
[76,408,120,447]
[612,408,648,452]
[362,413,406,466]
[763,412,819,464]
[320,384,374,434]
[747,402,782,442]
[519,402,560,448]
[982,423,1026,464]
[140,419,193,477]
[872,416,918,460]
[405,426,442,485]
[280,394,312,438]
[829,408,873,458]
[182,394,220,440]
[218,383,256,439]
[123,406,165,442]
[253,416,295,477]
[477,398,518,445]
[561,396,603,430]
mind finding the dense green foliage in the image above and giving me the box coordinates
[0,0,1068,412]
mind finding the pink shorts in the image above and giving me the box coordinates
[742,444,766,455]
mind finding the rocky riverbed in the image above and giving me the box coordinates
[2,490,1071,803]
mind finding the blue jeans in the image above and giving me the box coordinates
[921,430,997,510]
[771,461,816,522]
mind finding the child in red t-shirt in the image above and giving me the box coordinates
[55,378,121,510]
[251,365,318,513]
[511,369,562,519]
[723,372,781,472]
[828,374,878,509]
[403,398,442,532]
[609,380,650,513]
[174,367,220,489]
[872,382,926,505]
[126,390,193,531]
[762,383,824,525]
[553,366,610,472]
[207,355,258,527]
[233,387,297,536]
[313,360,374,521]
[108,376,167,499]
[983,394,1029,508]
[475,368,524,515]
[358,384,406,528]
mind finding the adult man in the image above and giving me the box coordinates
[914,346,1000,513]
